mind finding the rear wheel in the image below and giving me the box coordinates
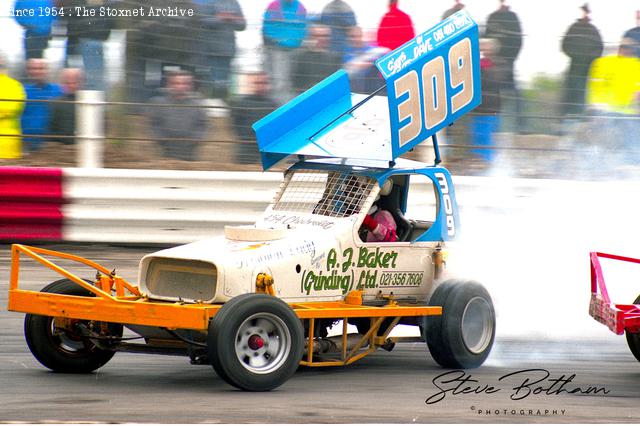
[24,279,122,373]
[208,293,304,391]
[424,279,495,368]
[625,294,640,362]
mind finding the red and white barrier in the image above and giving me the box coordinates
[0,166,281,244]
[1,166,619,245]
[0,167,65,241]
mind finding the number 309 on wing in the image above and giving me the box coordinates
[376,11,482,158]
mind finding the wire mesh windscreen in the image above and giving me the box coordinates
[272,170,375,218]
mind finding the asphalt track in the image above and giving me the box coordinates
[1,243,639,423]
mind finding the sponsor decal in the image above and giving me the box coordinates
[263,214,335,230]
[435,172,455,237]
[300,247,423,295]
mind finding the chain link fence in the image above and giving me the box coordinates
[1,1,639,180]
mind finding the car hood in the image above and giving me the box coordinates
[140,222,351,271]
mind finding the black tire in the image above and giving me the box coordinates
[207,293,304,391]
[625,294,640,362]
[424,279,495,369]
[24,279,123,373]
[421,280,456,349]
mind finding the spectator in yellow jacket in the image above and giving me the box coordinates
[0,53,26,159]
[587,38,640,165]
[587,38,640,115]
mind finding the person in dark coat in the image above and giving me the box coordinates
[442,0,465,20]
[121,0,198,105]
[292,25,342,95]
[59,0,112,91]
[484,0,523,132]
[51,68,84,145]
[147,71,209,161]
[623,10,640,58]
[193,0,246,99]
[230,71,277,164]
[561,3,603,116]
[146,0,198,71]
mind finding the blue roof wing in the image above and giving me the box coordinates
[252,70,354,170]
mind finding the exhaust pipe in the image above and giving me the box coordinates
[308,333,369,354]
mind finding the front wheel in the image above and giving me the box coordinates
[207,293,304,391]
[24,279,123,373]
[625,294,640,362]
[424,279,495,369]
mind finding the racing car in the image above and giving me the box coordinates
[589,252,640,361]
[7,11,496,391]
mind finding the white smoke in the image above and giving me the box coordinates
[449,172,640,340]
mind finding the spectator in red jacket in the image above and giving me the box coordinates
[376,0,415,51]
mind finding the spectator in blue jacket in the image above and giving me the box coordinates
[21,58,63,152]
[262,0,308,105]
[344,26,388,94]
[319,0,357,64]
[13,0,56,60]
[194,0,246,99]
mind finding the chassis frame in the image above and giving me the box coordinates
[9,244,442,368]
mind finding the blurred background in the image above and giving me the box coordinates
[1,0,640,178]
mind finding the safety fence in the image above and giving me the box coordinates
[0,165,587,245]
[4,90,639,183]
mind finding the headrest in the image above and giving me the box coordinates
[380,179,393,196]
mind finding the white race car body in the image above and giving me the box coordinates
[139,160,455,306]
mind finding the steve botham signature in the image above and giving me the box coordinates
[425,369,611,405]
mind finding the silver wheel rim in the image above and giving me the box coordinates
[234,313,291,374]
[49,318,91,354]
[460,296,494,354]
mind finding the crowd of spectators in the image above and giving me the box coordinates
[1,0,640,172]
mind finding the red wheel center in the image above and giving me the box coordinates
[248,334,264,350]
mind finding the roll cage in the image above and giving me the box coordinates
[286,159,459,243]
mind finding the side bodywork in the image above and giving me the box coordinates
[139,160,459,305]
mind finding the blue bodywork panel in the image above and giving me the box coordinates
[375,10,481,159]
[252,71,354,171]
